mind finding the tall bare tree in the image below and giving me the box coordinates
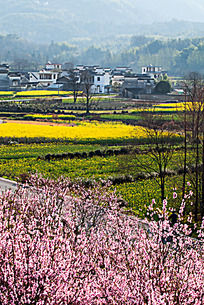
[68,69,80,104]
[182,72,204,221]
[132,112,176,202]
[80,70,94,114]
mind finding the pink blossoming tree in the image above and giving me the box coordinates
[0,176,203,304]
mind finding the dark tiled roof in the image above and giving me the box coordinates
[125,88,144,93]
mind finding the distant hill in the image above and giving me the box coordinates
[0,0,204,42]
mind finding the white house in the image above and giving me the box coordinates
[0,64,10,90]
[114,67,132,74]
[45,62,62,71]
[91,71,111,94]
[8,72,21,88]
[111,75,125,86]
[142,65,166,79]
[76,65,112,94]
[28,62,62,87]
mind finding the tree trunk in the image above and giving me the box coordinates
[182,104,187,201]
[86,96,90,114]
[201,131,204,218]
[195,122,199,222]
[73,90,77,103]
[160,175,165,202]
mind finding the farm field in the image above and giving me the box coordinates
[1,111,182,127]
[0,138,194,216]
[0,142,105,159]
[0,120,181,145]
[0,146,180,209]
[0,90,77,98]
[0,97,198,219]
[0,120,142,140]
[24,114,76,120]
[0,91,14,96]
[0,96,185,126]
[115,175,185,217]
[62,96,120,103]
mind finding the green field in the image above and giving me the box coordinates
[0,97,199,219]
[0,143,104,160]
[0,141,195,218]
[114,175,184,217]
[0,144,194,181]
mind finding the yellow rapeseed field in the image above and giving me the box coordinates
[0,121,146,140]
[153,102,184,111]
[15,90,74,96]
[0,91,14,95]
[154,101,204,112]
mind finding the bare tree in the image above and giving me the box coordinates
[142,114,175,201]
[181,90,188,200]
[68,69,80,103]
[126,112,176,203]
[182,72,204,221]
[80,70,95,114]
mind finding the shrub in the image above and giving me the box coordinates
[81,152,88,158]
[74,152,82,158]
[106,149,114,156]
[88,151,95,157]
[119,147,129,154]
[154,80,171,94]
[94,149,103,157]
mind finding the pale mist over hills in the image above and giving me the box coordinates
[0,0,204,42]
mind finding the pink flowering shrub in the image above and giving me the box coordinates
[0,176,203,304]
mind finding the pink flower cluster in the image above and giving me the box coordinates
[0,176,203,304]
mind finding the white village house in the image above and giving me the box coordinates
[142,65,166,79]
[75,65,112,94]
[0,64,29,90]
[91,67,111,94]
[28,62,62,87]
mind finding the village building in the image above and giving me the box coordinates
[0,64,10,90]
[0,62,170,96]
[0,64,30,91]
[69,65,112,94]
[142,65,166,79]
[8,72,21,89]
[121,74,155,98]
[113,67,133,75]
[28,62,62,87]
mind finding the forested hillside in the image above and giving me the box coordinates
[1,34,204,76]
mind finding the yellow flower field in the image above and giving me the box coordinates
[0,121,147,140]
[0,91,14,96]
[153,102,185,111]
[126,103,185,113]
[154,101,204,112]
[24,114,76,119]
[15,90,75,97]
